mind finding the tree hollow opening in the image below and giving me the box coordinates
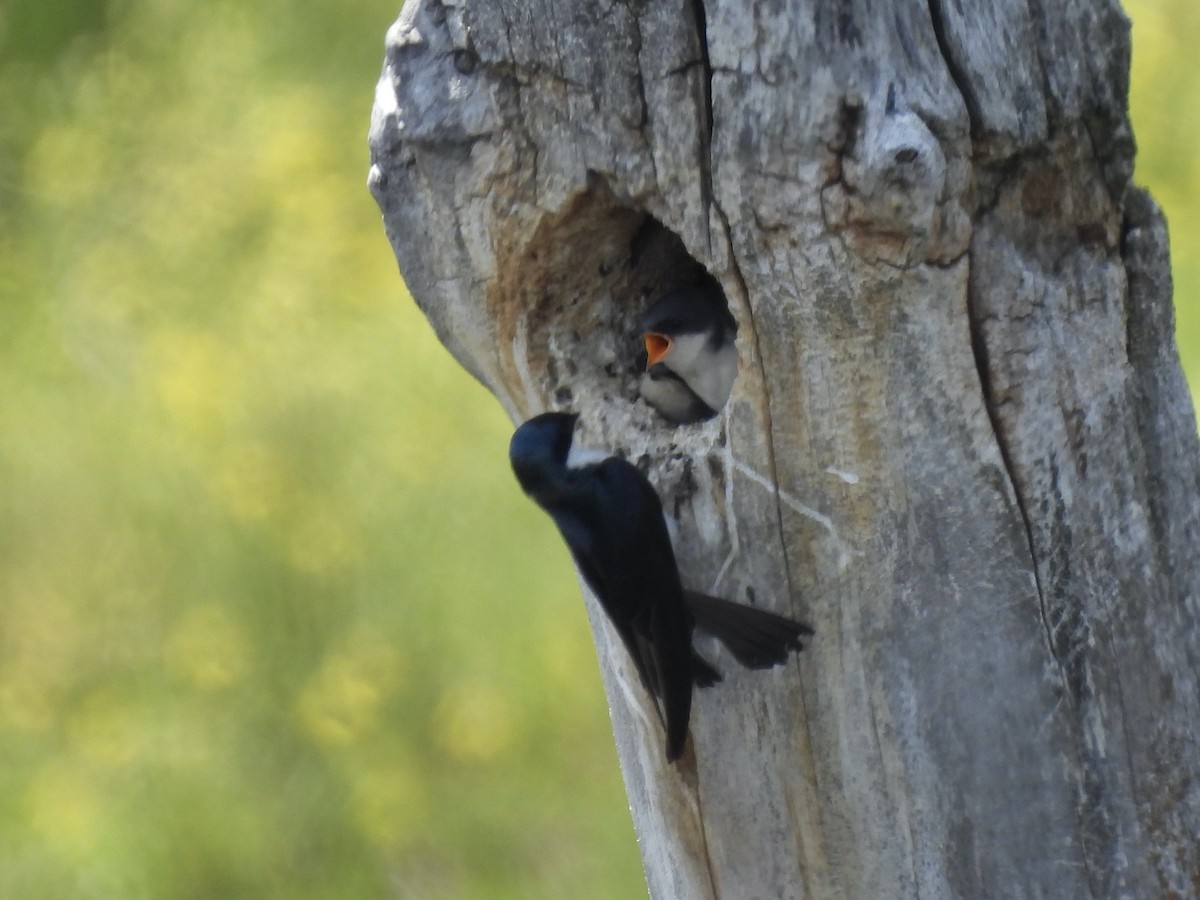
[494,192,737,432]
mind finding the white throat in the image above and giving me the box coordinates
[566,446,610,470]
[663,332,738,412]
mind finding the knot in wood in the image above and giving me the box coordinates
[377,0,498,146]
[842,107,946,237]
[821,91,960,268]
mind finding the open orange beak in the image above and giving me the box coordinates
[644,333,672,367]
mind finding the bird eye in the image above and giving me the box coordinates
[644,333,672,366]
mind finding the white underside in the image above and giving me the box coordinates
[639,372,711,423]
[661,332,737,412]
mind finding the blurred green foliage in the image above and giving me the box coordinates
[1129,0,1200,386]
[0,1,641,897]
[0,0,1194,898]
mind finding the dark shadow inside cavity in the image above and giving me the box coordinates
[628,218,737,424]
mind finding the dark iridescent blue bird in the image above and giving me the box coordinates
[638,285,738,424]
[510,411,813,762]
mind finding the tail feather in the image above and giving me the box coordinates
[684,591,813,670]
[650,599,695,763]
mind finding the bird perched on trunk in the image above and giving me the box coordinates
[638,286,738,424]
[509,411,812,762]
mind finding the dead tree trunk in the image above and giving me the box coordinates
[369,1,1200,896]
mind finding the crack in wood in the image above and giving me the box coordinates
[925,0,982,142]
[689,0,715,247]
[928,0,1074,706]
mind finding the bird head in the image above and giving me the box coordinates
[509,411,579,495]
[638,287,738,423]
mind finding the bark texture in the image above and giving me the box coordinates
[369,0,1200,896]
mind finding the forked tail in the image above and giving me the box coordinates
[684,591,813,670]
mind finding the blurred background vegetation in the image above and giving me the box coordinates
[0,0,1194,897]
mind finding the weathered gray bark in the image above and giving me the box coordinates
[369,0,1200,897]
